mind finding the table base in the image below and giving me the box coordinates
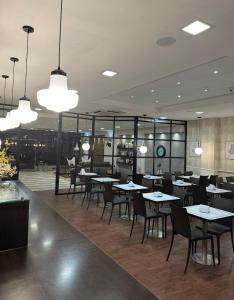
[192,253,218,266]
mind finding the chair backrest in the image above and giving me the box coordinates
[172,189,186,207]
[216,176,224,186]
[103,184,114,204]
[226,176,234,183]
[161,179,173,195]
[70,170,76,185]
[184,171,193,176]
[132,192,146,217]
[134,174,143,185]
[174,171,182,180]
[164,172,172,180]
[84,177,93,193]
[192,185,208,205]
[189,177,199,185]
[170,204,191,238]
[119,173,128,184]
[209,175,218,186]
[212,197,234,227]
[199,175,209,187]
[141,178,153,189]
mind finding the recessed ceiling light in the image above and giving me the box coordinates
[159,117,167,120]
[35,107,42,111]
[151,89,155,93]
[182,20,211,35]
[196,111,204,115]
[177,81,181,85]
[130,95,134,99]
[115,126,120,129]
[203,88,208,92]
[213,70,219,74]
[155,100,159,103]
[177,95,182,99]
[101,70,118,77]
[100,127,105,130]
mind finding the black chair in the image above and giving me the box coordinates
[189,177,199,185]
[81,177,104,209]
[164,172,172,180]
[216,176,224,187]
[130,192,164,243]
[167,204,215,273]
[220,183,234,199]
[174,171,182,180]
[192,185,208,205]
[161,179,173,195]
[226,176,234,183]
[201,197,234,264]
[68,170,86,196]
[209,175,218,186]
[134,174,143,185]
[141,178,153,191]
[199,176,209,187]
[159,188,186,238]
[184,171,193,176]
[100,184,130,224]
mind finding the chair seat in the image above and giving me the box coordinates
[207,223,230,235]
[159,207,171,216]
[113,196,128,205]
[191,227,211,241]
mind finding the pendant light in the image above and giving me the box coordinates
[0,75,9,131]
[139,121,148,154]
[37,0,79,112]
[195,117,203,156]
[82,119,90,151]
[11,26,38,124]
[5,57,20,130]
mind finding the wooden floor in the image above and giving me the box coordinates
[41,190,234,300]
[0,183,157,300]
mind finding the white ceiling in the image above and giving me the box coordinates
[1,0,234,128]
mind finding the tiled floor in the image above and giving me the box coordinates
[41,190,234,300]
[0,183,157,300]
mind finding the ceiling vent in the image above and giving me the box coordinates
[92,110,125,116]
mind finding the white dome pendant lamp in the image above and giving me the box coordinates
[0,75,9,131]
[139,121,148,154]
[11,26,38,125]
[37,0,79,113]
[5,57,20,130]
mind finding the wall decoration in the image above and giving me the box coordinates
[156,145,166,157]
[225,141,234,160]
[189,140,200,157]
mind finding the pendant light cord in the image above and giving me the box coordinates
[2,77,7,117]
[11,62,15,105]
[58,0,63,69]
[24,31,29,97]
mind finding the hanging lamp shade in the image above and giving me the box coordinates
[37,0,79,112]
[139,144,148,154]
[82,141,90,151]
[12,26,38,125]
[0,75,9,131]
[37,70,78,112]
[11,97,38,124]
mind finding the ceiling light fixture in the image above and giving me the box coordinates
[213,70,219,75]
[151,89,155,93]
[177,81,181,85]
[196,111,204,115]
[0,75,9,131]
[130,95,134,99]
[37,0,79,112]
[155,100,159,103]
[101,70,118,77]
[182,20,211,35]
[177,95,182,99]
[11,26,38,124]
[159,117,167,119]
[203,88,208,92]
[5,57,20,130]
[195,117,203,155]
[139,122,148,154]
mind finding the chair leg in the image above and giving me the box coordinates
[87,193,92,210]
[166,232,174,261]
[184,240,192,274]
[81,192,86,206]
[142,219,147,244]
[130,215,135,238]
[217,236,221,264]
[101,205,106,219]
[147,219,151,238]
[109,205,114,224]
[118,204,121,216]
[127,203,130,221]
[230,229,234,252]
[164,216,168,239]
[211,237,216,266]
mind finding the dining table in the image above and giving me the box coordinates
[173,181,194,187]
[113,183,148,219]
[186,204,234,265]
[143,192,180,238]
